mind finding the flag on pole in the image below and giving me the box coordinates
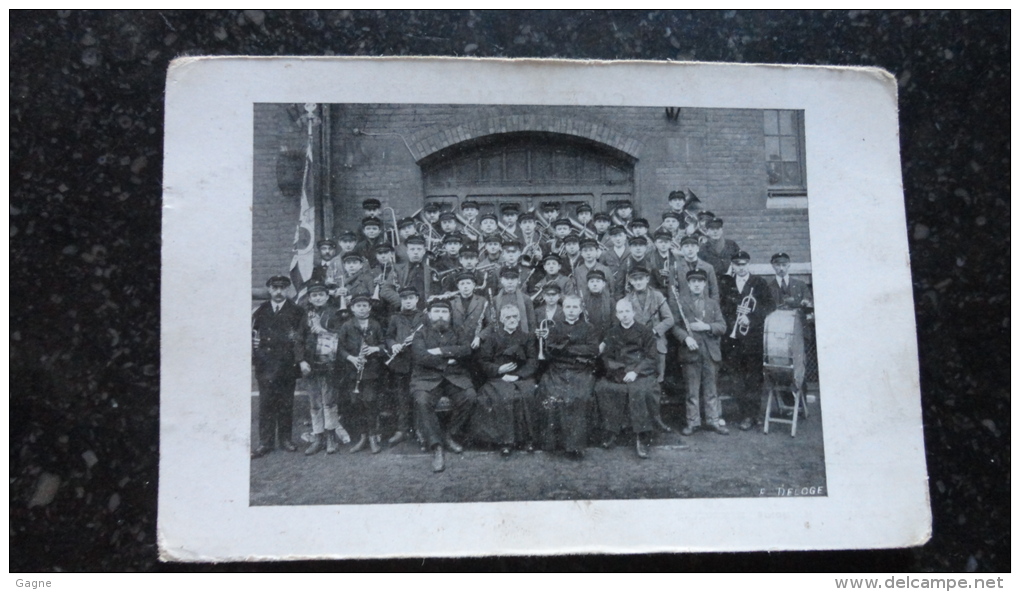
[289,104,317,293]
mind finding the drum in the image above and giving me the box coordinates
[763,309,806,390]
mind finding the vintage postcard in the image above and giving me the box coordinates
[159,57,929,560]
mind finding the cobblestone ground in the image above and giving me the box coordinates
[250,386,825,505]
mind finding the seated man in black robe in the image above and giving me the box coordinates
[469,304,539,457]
[595,299,660,459]
[535,295,599,460]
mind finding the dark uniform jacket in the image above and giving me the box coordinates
[336,317,386,381]
[765,275,813,312]
[409,322,475,391]
[252,299,307,380]
[719,273,774,341]
[384,309,426,375]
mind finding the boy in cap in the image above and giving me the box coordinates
[434,232,464,274]
[528,254,571,304]
[386,235,435,309]
[572,238,614,305]
[383,287,426,445]
[450,271,489,348]
[700,218,741,278]
[251,275,311,458]
[674,235,720,302]
[583,268,614,339]
[628,218,650,239]
[393,217,419,264]
[672,268,728,436]
[478,212,500,238]
[337,293,386,453]
[534,283,566,324]
[624,266,675,384]
[667,190,688,217]
[649,229,680,291]
[492,267,536,336]
[356,217,387,268]
[301,280,349,455]
[500,204,522,242]
[611,199,635,229]
[719,251,774,431]
[616,235,652,298]
[518,212,544,266]
[561,233,582,275]
[337,230,359,260]
[593,212,612,244]
[438,211,461,238]
[599,224,630,280]
[480,232,504,269]
[335,251,373,309]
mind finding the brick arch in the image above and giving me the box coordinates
[408,114,642,163]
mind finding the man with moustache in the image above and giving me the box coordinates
[251,275,311,459]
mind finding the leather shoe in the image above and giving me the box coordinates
[635,436,649,459]
[325,432,338,454]
[280,440,298,452]
[565,449,585,461]
[500,447,512,457]
[680,426,695,437]
[444,436,464,454]
[349,434,368,453]
[655,418,673,433]
[251,445,273,459]
[369,435,382,454]
[387,431,407,446]
[739,417,754,431]
[601,434,617,449]
[432,446,445,472]
[709,423,730,435]
[523,442,535,453]
[304,436,324,456]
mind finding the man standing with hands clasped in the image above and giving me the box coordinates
[251,275,310,459]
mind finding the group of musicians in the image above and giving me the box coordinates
[251,193,814,472]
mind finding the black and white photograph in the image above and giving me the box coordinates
[159,57,929,560]
[248,102,825,506]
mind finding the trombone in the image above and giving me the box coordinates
[383,206,400,248]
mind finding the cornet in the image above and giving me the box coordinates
[537,319,555,360]
[729,288,757,339]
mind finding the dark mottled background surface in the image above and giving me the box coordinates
[10,10,1009,572]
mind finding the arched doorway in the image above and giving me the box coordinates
[420,132,636,216]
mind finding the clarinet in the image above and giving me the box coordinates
[384,323,424,366]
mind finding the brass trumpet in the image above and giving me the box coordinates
[729,288,757,339]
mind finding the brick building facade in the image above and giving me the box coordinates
[253,103,812,290]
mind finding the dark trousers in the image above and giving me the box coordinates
[725,335,767,420]
[256,372,296,448]
[386,371,413,434]
[413,380,477,449]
